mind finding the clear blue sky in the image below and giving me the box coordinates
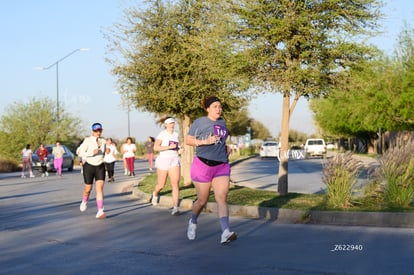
[1,0,413,142]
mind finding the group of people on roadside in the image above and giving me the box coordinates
[21,95,237,244]
[77,135,139,182]
[77,96,236,244]
[20,141,66,178]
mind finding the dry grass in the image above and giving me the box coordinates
[370,138,414,208]
[322,152,363,208]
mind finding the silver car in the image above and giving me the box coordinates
[32,144,75,172]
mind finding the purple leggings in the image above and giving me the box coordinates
[54,157,63,175]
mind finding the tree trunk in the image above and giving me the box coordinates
[277,93,291,196]
[180,114,193,186]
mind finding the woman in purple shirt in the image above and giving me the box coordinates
[185,96,237,244]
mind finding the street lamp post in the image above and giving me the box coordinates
[36,48,89,136]
[127,100,131,137]
[114,89,132,137]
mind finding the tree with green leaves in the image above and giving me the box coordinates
[311,26,414,152]
[225,108,252,137]
[391,25,414,129]
[105,0,250,184]
[228,0,383,195]
[226,107,272,141]
[287,129,308,144]
[0,97,83,162]
[310,58,381,132]
[250,119,271,140]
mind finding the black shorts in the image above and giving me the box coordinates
[83,162,106,184]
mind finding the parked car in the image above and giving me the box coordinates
[304,138,327,159]
[260,141,280,159]
[326,142,335,150]
[32,144,75,172]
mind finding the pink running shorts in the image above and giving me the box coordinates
[190,156,230,183]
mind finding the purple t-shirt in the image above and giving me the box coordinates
[188,116,229,163]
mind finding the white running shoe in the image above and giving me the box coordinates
[80,201,87,212]
[171,206,180,216]
[220,229,237,244]
[96,209,106,219]
[187,219,197,240]
[151,193,159,206]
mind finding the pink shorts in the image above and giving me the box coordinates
[190,156,230,183]
[155,155,180,170]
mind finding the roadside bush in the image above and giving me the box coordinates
[322,152,363,208]
[0,158,19,172]
[239,146,256,156]
[135,143,146,156]
[371,138,414,208]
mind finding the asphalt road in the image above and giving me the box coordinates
[231,155,327,194]
[230,152,378,195]
[1,159,414,274]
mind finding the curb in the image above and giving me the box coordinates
[307,211,414,228]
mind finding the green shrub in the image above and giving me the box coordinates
[239,146,256,156]
[0,158,20,172]
[322,152,363,208]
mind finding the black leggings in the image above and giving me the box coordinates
[40,159,48,173]
[104,162,115,178]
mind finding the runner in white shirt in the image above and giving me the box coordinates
[104,138,118,182]
[151,117,183,216]
[77,122,107,219]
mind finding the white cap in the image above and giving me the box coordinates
[165,117,175,124]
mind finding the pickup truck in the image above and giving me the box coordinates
[304,138,327,159]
